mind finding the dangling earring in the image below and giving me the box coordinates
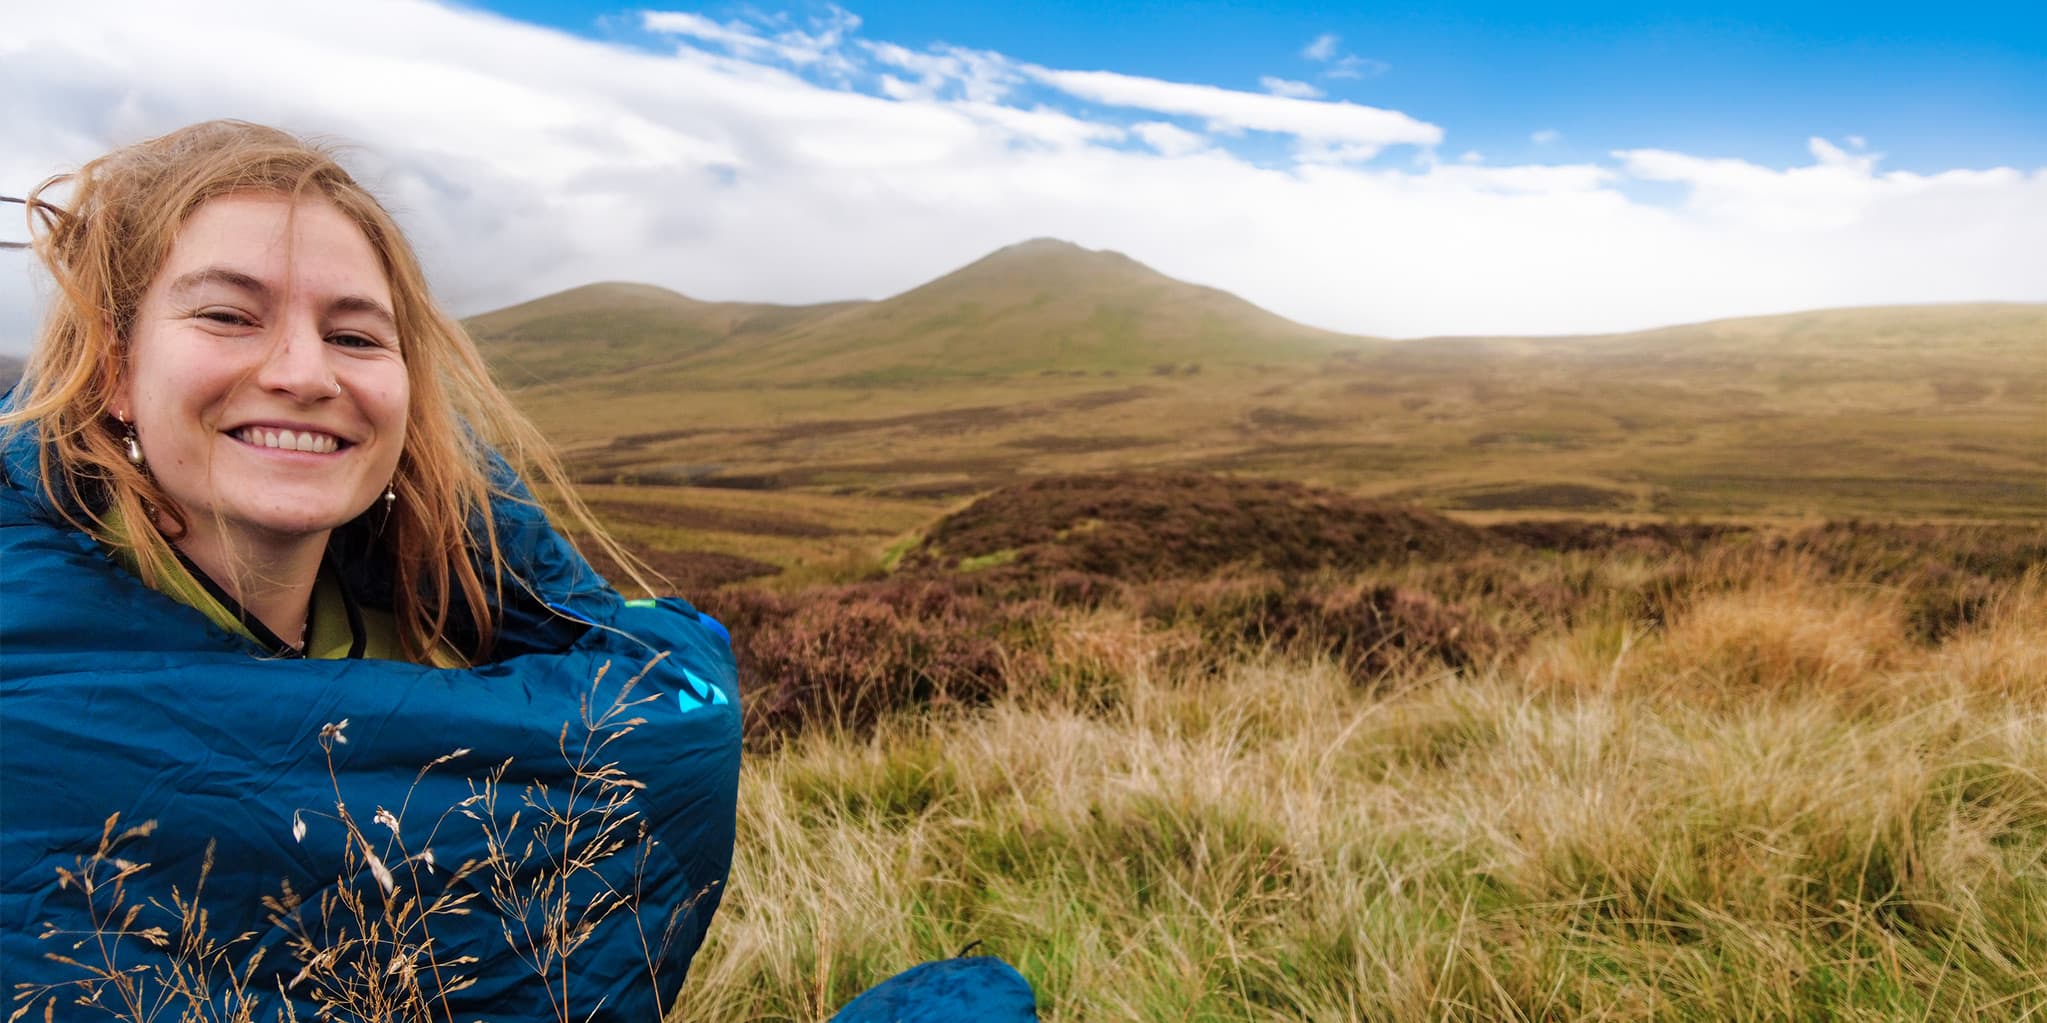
[117,413,145,468]
[374,481,399,537]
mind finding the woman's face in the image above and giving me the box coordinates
[116,194,409,553]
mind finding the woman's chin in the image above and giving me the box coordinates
[215,504,376,548]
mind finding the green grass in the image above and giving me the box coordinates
[956,549,1020,573]
[542,482,939,592]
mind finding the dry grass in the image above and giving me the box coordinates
[673,556,2047,1021]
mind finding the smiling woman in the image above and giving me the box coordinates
[117,195,412,649]
[1,121,591,664]
[0,121,745,1020]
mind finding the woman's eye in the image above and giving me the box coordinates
[328,333,382,349]
[198,309,253,327]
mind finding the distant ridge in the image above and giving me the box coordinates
[467,251,2044,520]
[467,238,1368,391]
[690,237,1362,385]
[467,281,859,385]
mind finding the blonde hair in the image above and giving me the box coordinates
[1,120,642,663]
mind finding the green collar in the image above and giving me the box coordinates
[101,505,406,661]
[166,544,366,660]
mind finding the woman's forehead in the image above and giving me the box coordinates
[160,193,391,306]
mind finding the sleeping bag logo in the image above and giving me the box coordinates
[680,667,730,711]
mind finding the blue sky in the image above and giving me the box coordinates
[4,0,2044,351]
[479,0,2047,174]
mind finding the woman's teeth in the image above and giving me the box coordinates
[235,427,340,454]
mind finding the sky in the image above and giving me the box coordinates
[2,0,2043,355]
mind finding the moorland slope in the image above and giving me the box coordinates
[470,240,2046,520]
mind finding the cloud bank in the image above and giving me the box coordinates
[2,0,2041,354]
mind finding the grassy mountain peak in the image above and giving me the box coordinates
[885,236,1323,337]
[471,237,1366,390]
[930,236,1154,286]
[710,237,1362,385]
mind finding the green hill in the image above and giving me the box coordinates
[677,238,1362,385]
[467,281,859,386]
[465,243,2046,521]
[469,240,1363,395]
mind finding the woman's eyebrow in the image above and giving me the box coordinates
[168,265,395,329]
[330,294,397,331]
[167,265,268,300]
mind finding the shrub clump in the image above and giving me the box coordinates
[700,579,1048,738]
[904,471,1498,583]
[687,472,2044,742]
[1143,575,1507,683]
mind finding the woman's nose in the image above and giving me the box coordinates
[255,319,339,401]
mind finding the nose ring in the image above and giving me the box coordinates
[328,381,342,398]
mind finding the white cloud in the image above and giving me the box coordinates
[1027,67,1441,151]
[877,73,919,100]
[1325,55,1390,80]
[1302,34,1389,79]
[956,102,1126,149]
[1259,76,1323,100]
[0,2,2039,354]
[1132,122,1209,157]
[641,11,768,54]
[1612,136,1930,232]
[1808,136,1877,171]
[643,5,861,72]
[864,41,1020,103]
[1429,162,1616,193]
[1531,129,1561,145]
[1458,150,1484,163]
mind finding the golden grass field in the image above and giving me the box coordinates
[662,510,2046,1021]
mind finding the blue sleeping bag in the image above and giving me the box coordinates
[0,420,743,1021]
[830,955,1040,1022]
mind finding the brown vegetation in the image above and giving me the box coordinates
[579,541,782,592]
[694,472,2045,742]
[584,497,842,539]
[674,472,2046,1022]
[905,472,1495,579]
